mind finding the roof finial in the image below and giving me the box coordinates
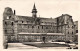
[33,2,36,9]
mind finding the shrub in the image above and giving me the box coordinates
[55,40,65,42]
[65,41,70,43]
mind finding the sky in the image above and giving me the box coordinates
[0,0,80,21]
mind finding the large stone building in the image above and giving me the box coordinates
[3,4,78,42]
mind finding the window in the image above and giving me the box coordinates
[68,32,69,34]
[9,16,11,19]
[76,30,78,33]
[22,21,24,23]
[72,32,73,34]
[46,27,48,29]
[12,22,13,26]
[32,26,34,29]
[72,26,74,29]
[27,21,29,23]
[42,26,43,29]
[38,26,39,29]
[5,30,7,33]
[5,22,7,25]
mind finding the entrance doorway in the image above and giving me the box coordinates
[42,37,45,43]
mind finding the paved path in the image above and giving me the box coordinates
[8,43,38,49]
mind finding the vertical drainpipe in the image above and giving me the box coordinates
[65,24,66,41]
[57,18,58,33]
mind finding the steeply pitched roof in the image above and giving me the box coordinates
[15,14,74,26]
[56,14,73,25]
[39,17,57,23]
[33,3,36,9]
[15,15,34,21]
[15,15,57,23]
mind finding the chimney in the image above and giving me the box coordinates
[14,10,16,15]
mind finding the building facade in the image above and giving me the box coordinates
[74,21,78,42]
[3,4,78,42]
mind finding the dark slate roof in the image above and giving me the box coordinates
[15,15,34,21]
[15,14,73,25]
[15,15,57,23]
[38,17,57,23]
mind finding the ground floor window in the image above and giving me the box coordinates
[76,30,78,33]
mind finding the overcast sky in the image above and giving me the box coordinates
[0,0,79,21]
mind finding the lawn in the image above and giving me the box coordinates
[23,42,70,48]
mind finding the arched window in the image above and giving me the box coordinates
[42,26,43,29]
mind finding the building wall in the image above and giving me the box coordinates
[3,7,77,42]
[3,7,15,35]
[74,21,78,42]
[74,21,78,33]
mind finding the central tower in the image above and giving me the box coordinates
[32,3,37,18]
